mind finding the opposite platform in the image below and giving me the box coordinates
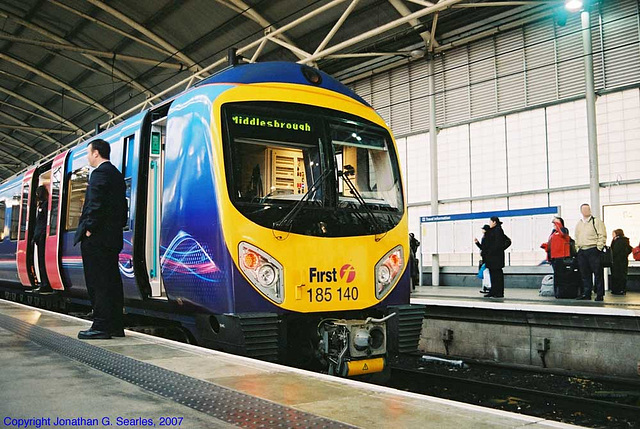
[0,299,579,429]
[411,286,640,317]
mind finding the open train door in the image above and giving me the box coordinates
[16,167,37,287]
[45,151,69,290]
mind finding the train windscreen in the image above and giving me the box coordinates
[223,102,403,238]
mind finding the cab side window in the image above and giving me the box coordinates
[66,166,90,231]
[10,196,20,241]
[0,201,5,241]
[49,167,62,236]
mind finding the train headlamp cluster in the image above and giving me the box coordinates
[375,245,404,299]
[239,242,284,303]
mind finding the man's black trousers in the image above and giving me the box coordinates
[577,247,604,298]
[81,240,124,332]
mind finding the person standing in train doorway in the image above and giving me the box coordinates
[574,203,606,301]
[32,185,52,293]
[74,139,128,339]
[482,216,510,298]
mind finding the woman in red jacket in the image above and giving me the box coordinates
[540,217,571,296]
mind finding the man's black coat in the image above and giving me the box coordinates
[74,161,127,251]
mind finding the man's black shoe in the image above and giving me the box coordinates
[610,291,624,295]
[110,329,125,338]
[595,296,604,302]
[77,329,111,340]
[33,286,54,293]
[576,295,592,300]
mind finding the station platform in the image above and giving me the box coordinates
[411,285,640,316]
[0,299,579,429]
[410,286,640,378]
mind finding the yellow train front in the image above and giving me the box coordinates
[158,61,420,376]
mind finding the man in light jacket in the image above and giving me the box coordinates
[574,204,607,301]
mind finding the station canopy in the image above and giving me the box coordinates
[0,0,564,179]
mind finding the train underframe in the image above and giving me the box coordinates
[0,284,424,377]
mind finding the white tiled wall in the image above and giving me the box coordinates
[597,89,640,183]
[406,133,430,204]
[437,125,471,200]
[549,188,591,237]
[508,194,549,210]
[470,118,507,197]
[408,205,432,266]
[546,100,590,188]
[471,198,509,212]
[398,88,640,268]
[395,137,408,194]
[506,108,548,192]
[601,183,640,206]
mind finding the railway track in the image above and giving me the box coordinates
[389,366,640,428]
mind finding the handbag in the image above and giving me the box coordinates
[633,245,640,262]
[477,263,486,279]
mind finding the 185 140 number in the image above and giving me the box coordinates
[307,286,358,303]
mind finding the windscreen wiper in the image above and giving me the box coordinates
[273,167,333,231]
[339,165,386,240]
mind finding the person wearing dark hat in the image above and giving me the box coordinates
[481,216,509,298]
[474,225,491,294]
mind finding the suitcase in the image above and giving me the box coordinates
[553,258,581,299]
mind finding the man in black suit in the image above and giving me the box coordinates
[74,139,128,339]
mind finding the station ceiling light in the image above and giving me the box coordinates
[565,0,584,12]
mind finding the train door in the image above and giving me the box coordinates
[45,151,69,290]
[32,169,51,287]
[16,167,37,287]
[147,115,166,297]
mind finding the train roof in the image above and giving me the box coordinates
[197,62,369,107]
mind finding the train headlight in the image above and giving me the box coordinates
[377,265,391,284]
[257,264,277,287]
[238,242,284,304]
[374,245,404,299]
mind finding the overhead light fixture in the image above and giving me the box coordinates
[565,0,583,12]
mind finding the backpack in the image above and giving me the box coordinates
[633,245,640,262]
[503,234,512,250]
[569,238,577,257]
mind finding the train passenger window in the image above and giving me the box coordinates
[65,166,90,231]
[0,201,5,240]
[18,182,30,241]
[49,167,62,236]
[10,196,20,241]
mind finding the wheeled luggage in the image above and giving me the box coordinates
[553,258,581,299]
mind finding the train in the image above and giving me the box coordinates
[0,59,424,377]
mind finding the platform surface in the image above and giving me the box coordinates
[0,299,582,429]
[411,286,640,316]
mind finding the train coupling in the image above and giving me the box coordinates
[318,313,396,377]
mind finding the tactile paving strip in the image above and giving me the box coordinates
[0,312,355,429]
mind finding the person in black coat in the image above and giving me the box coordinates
[482,216,508,298]
[32,185,52,293]
[409,233,421,289]
[74,139,128,340]
[474,224,491,294]
[610,229,633,295]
